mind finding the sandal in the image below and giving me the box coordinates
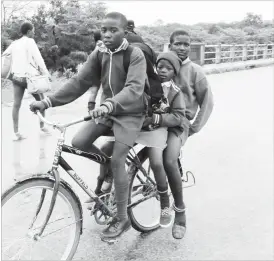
[172,203,186,239]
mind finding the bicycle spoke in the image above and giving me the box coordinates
[29,240,34,260]
[32,215,73,231]
[36,240,62,256]
[128,191,157,209]
[98,212,104,220]
[2,236,27,254]
[41,218,82,238]
[10,240,28,260]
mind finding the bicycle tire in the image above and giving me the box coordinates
[2,178,82,260]
[127,155,161,233]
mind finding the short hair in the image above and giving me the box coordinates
[20,22,33,35]
[127,20,135,28]
[170,29,190,44]
[93,29,101,42]
[105,12,128,29]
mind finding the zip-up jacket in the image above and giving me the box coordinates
[45,39,147,116]
[151,80,189,135]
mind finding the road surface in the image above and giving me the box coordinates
[1,66,273,260]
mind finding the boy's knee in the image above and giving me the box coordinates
[101,141,114,156]
[164,157,178,171]
[71,135,85,150]
[111,154,126,172]
[111,144,129,172]
[150,161,164,174]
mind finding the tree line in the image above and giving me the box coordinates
[2,0,273,73]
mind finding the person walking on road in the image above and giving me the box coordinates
[2,22,51,141]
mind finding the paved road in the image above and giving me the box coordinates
[1,66,273,260]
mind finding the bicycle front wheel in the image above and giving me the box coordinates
[2,178,82,260]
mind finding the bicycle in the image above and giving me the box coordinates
[1,111,195,260]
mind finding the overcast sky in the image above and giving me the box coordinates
[2,1,273,26]
[105,1,274,26]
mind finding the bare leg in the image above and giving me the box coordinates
[163,132,185,224]
[148,148,169,209]
[12,81,25,134]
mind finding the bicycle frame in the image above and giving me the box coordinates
[33,112,155,238]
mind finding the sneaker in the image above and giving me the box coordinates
[101,174,113,193]
[40,127,51,136]
[159,207,173,228]
[13,132,27,141]
[101,216,131,241]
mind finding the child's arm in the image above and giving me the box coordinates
[190,74,214,135]
[44,51,100,108]
[102,47,146,115]
[152,91,189,129]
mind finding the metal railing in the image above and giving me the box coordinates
[203,43,274,65]
[163,42,274,65]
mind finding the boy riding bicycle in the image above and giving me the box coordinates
[30,12,147,241]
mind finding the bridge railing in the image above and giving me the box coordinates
[203,43,274,65]
[163,43,274,65]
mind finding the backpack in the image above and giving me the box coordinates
[96,42,163,116]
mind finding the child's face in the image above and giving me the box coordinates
[169,34,191,61]
[156,59,175,83]
[101,18,125,51]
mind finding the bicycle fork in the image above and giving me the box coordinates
[30,131,65,239]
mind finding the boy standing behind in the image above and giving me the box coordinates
[30,12,147,241]
[164,29,214,239]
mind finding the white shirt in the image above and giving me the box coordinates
[3,36,49,77]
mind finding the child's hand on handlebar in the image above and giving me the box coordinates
[89,106,109,119]
[29,101,47,113]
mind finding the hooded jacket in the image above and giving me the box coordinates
[46,39,147,117]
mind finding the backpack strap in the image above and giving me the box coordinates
[96,50,104,80]
[123,45,134,74]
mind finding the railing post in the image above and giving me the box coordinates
[200,44,205,65]
[263,44,268,59]
[215,44,221,64]
[242,44,247,61]
[163,43,169,52]
[253,44,258,60]
[230,44,235,62]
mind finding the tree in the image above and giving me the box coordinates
[48,0,66,25]
[1,1,34,26]
[31,4,48,42]
[242,12,263,27]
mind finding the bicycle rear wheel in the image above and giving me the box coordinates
[127,159,161,233]
[1,178,82,260]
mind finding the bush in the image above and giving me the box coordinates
[1,35,13,53]
[63,68,75,79]
[69,51,88,63]
[59,55,77,72]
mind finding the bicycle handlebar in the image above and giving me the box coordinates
[35,111,92,130]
